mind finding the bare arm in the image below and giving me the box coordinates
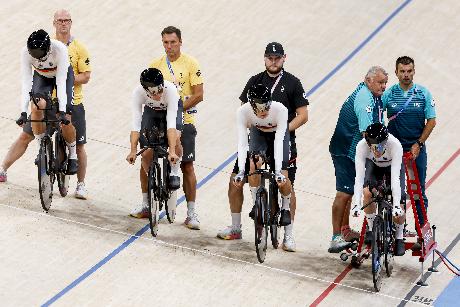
[74,71,91,85]
[183,83,203,110]
[410,118,436,158]
[288,106,308,132]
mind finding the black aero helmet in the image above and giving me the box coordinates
[248,84,271,113]
[27,29,50,59]
[140,68,164,95]
[365,122,389,154]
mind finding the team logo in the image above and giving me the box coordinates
[85,58,90,65]
[366,105,372,113]
[414,102,421,108]
[49,62,53,67]
[281,85,285,93]
[391,103,397,108]
[430,98,435,107]
[196,70,201,77]
[303,92,308,99]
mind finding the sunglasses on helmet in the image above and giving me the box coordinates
[146,84,164,96]
[251,98,271,113]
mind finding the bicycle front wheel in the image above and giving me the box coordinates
[254,188,268,263]
[371,216,384,292]
[55,132,69,197]
[148,163,160,237]
[384,209,395,277]
[38,137,54,211]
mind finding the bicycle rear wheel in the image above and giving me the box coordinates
[148,163,160,237]
[384,209,395,277]
[55,132,69,197]
[371,216,384,292]
[254,188,268,263]
[38,137,54,212]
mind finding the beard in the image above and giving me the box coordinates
[265,64,283,75]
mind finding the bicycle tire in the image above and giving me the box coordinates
[163,159,175,223]
[372,215,384,292]
[38,137,54,212]
[384,208,395,277]
[254,188,268,263]
[269,182,279,249]
[55,132,69,197]
[148,163,160,237]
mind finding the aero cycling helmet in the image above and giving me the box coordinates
[248,84,271,113]
[140,68,164,95]
[365,122,389,154]
[27,29,51,59]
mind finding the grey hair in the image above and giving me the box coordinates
[365,66,388,79]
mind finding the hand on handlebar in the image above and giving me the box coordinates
[58,111,70,125]
[16,112,27,126]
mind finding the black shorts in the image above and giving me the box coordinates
[287,134,297,184]
[72,104,86,145]
[181,124,196,162]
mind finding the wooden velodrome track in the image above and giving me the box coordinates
[1,1,459,306]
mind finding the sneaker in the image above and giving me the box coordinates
[411,241,422,251]
[75,182,88,200]
[341,225,360,242]
[364,230,373,245]
[0,169,7,183]
[328,235,352,253]
[279,209,291,226]
[282,235,296,252]
[169,175,180,190]
[67,158,79,175]
[217,225,242,240]
[130,202,149,219]
[395,239,405,256]
[184,212,200,230]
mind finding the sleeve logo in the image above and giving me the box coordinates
[302,92,308,99]
[430,98,435,107]
[85,58,90,65]
[196,70,201,77]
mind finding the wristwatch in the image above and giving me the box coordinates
[416,140,424,148]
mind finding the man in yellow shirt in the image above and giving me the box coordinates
[0,9,91,200]
[130,26,204,230]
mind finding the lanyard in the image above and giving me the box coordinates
[270,70,283,96]
[165,56,182,91]
[388,85,417,121]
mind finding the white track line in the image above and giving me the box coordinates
[1,202,426,306]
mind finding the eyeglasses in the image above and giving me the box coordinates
[55,19,72,24]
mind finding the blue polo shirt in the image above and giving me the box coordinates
[382,83,436,151]
[329,82,382,161]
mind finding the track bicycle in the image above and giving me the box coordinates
[137,123,176,237]
[23,92,70,211]
[246,153,281,263]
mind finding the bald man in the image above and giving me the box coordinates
[0,9,91,200]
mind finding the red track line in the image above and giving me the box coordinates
[310,265,353,306]
[309,147,460,306]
